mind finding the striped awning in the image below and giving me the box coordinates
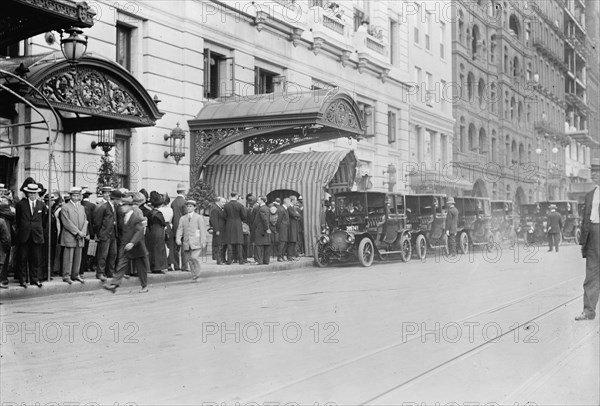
[203,150,357,255]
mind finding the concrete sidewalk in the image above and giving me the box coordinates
[0,257,314,301]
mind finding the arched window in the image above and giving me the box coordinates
[459,117,466,151]
[491,130,498,163]
[518,143,525,164]
[478,78,485,108]
[518,101,523,123]
[490,34,496,63]
[468,123,476,151]
[511,140,518,164]
[510,97,516,120]
[527,144,532,163]
[506,184,511,200]
[509,14,520,38]
[527,104,531,122]
[505,135,511,165]
[472,25,480,58]
[458,10,464,43]
[467,72,475,102]
[512,56,520,77]
[490,83,497,113]
[479,128,488,156]
[503,46,509,72]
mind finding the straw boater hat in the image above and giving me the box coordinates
[549,204,557,209]
[100,186,112,193]
[68,187,82,195]
[186,199,197,206]
[24,183,40,194]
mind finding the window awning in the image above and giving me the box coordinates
[0,52,164,132]
[0,0,96,48]
[188,89,365,179]
[203,150,357,255]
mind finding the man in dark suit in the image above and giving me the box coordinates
[93,188,121,281]
[546,204,563,252]
[445,197,459,256]
[209,196,227,264]
[80,187,96,275]
[576,173,600,321]
[276,198,290,262]
[104,195,148,293]
[223,192,246,265]
[15,183,48,287]
[287,196,301,261]
[171,183,187,271]
[252,196,272,265]
[325,200,337,234]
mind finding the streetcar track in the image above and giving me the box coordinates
[500,327,599,405]
[240,276,581,403]
[360,294,583,405]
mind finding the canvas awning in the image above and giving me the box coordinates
[203,150,357,255]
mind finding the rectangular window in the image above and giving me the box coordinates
[359,102,375,137]
[440,22,446,58]
[414,25,420,44]
[390,19,399,66]
[310,0,325,6]
[415,66,422,89]
[440,80,447,112]
[388,111,397,144]
[354,8,366,32]
[203,48,228,99]
[424,13,431,50]
[1,40,27,58]
[441,134,448,164]
[114,129,130,189]
[116,24,132,71]
[255,67,277,94]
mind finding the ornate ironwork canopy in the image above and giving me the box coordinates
[0,0,95,49]
[0,52,164,132]
[188,89,366,180]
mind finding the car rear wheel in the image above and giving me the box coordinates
[313,244,330,268]
[459,231,469,255]
[358,238,375,267]
[415,234,427,260]
[399,234,412,262]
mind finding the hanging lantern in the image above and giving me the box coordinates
[91,130,115,156]
[164,123,186,165]
[60,27,88,64]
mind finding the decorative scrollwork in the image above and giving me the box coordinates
[34,67,145,118]
[324,100,359,129]
[191,128,240,182]
[247,135,303,154]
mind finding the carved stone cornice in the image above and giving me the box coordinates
[252,10,306,47]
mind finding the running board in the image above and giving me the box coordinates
[379,250,409,256]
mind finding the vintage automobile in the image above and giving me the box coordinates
[517,203,544,243]
[548,200,581,244]
[405,194,449,260]
[313,191,412,267]
[453,197,494,254]
[490,200,519,246]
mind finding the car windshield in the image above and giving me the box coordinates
[520,204,540,216]
[334,192,386,218]
[552,201,575,215]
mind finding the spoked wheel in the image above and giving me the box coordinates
[313,244,330,268]
[575,228,581,245]
[486,234,496,252]
[459,231,469,255]
[415,234,427,261]
[399,234,412,262]
[358,238,375,267]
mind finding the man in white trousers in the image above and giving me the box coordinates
[176,200,207,281]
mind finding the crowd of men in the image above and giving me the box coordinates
[208,192,305,266]
[0,180,307,292]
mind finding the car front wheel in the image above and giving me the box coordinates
[358,238,375,267]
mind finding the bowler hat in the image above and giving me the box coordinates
[110,190,123,200]
[447,197,455,204]
[176,183,186,191]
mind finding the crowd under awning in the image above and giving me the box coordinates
[203,150,357,255]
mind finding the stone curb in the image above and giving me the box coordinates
[0,258,314,301]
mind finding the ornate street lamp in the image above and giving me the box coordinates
[91,130,115,156]
[60,27,88,64]
[164,123,186,165]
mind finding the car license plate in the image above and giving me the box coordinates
[347,226,358,231]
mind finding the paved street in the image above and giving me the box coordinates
[1,243,598,406]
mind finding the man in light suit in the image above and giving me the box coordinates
[103,195,149,293]
[171,183,188,271]
[15,183,48,287]
[576,171,600,321]
[60,187,88,284]
[176,200,207,281]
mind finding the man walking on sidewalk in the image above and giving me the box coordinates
[171,183,187,271]
[446,197,459,256]
[59,187,87,284]
[103,195,148,293]
[176,200,207,281]
[94,188,121,281]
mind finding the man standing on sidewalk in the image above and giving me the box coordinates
[546,204,563,252]
[209,196,226,265]
[15,183,47,288]
[276,198,290,262]
[171,183,187,271]
[94,188,121,281]
[59,187,87,284]
[252,196,271,265]
[103,195,148,293]
[576,173,600,321]
[176,200,207,281]
[223,192,246,265]
[80,187,96,275]
[445,197,459,256]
